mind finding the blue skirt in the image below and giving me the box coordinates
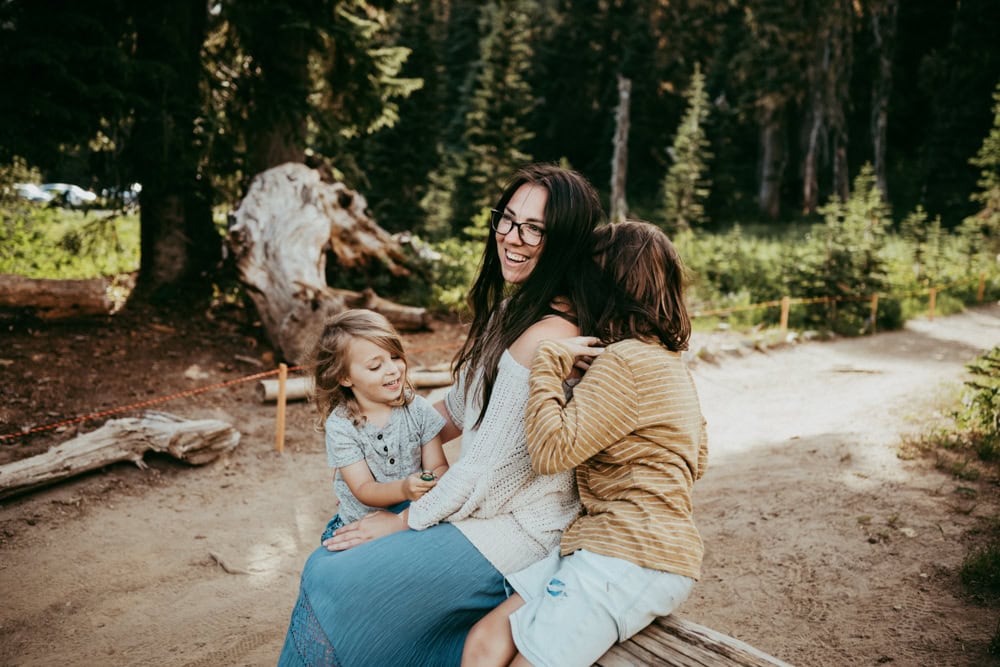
[278,522,507,666]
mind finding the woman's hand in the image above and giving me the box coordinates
[322,510,409,551]
[402,472,436,501]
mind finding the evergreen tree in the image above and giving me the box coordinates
[959,81,1000,259]
[899,205,944,283]
[424,0,538,237]
[660,64,713,232]
[791,163,900,334]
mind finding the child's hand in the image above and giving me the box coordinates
[555,336,605,374]
[402,472,437,501]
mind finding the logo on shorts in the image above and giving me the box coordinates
[545,578,567,598]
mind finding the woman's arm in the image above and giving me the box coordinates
[525,341,636,474]
[506,314,579,366]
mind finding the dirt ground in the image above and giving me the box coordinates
[1,300,999,667]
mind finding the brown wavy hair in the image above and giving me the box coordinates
[591,220,691,351]
[310,309,413,428]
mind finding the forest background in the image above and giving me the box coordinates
[1,0,1000,328]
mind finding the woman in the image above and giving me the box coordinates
[277,163,606,666]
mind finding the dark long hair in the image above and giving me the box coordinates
[452,163,605,426]
[591,220,691,351]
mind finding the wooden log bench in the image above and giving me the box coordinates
[597,615,793,666]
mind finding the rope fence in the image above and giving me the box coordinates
[1,270,994,447]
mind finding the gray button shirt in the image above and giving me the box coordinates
[325,394,446,523]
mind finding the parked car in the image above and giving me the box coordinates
[14,183,54,203]
[40,182,98,208]
[101,182,142,210]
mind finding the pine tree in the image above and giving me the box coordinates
[660,63,713,232]
[424,0,538,237]
[457,0,537,231]
[959,81,1000,259]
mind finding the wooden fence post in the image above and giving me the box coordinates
[779,296,790,333]
[928,288,936,321]
[275,363,288,454]
[870,294,879,334]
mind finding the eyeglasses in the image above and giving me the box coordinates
[490,209,546,246]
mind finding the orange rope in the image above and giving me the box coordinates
[2,276,991,443]
[0,366,303,442]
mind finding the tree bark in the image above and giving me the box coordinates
[758,99,786,220]
[870,0,899,202]
[0,412,239,501]
[0,274,115,320]
[130,0,218,298]
[597,614,793,666]
[227,163,428,365]
[610,74,631,224]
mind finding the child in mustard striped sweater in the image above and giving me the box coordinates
[462,220,708,667]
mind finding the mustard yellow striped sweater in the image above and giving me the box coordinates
[525,338,708,580]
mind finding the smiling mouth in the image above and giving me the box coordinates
[505,250,530,263]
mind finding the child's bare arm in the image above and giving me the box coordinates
[339,460,436,505]
[420,435,450,481]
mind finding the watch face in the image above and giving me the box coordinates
[420,470,436,481]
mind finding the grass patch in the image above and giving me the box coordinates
[904,346,1000,654]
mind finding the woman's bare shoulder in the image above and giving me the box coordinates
[507,315,579,367]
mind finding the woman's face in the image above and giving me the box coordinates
[496,182,548,284]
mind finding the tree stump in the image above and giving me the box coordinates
[226,163,429,364]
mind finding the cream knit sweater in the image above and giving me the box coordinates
[407,350,581,575]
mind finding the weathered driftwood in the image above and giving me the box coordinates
[0,412,240,500]
[226,163,429,365]
[256,370,454,403]
[597,615,793,667]
[0,273,114,320]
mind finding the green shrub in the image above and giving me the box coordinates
[959,347,1000,461]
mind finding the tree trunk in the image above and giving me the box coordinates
[757,99,786,220]
[241,5,311,177]
[130,0,218,298]
[610,74,631,224]
[830,0,854,202]
[802,42,829,215]
[227,163,428,365]
[870,0,899,202]
[0,412,239,501]
[0,274,116,320]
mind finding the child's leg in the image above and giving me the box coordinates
[461,593,525,667]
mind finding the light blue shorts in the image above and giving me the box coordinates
[506,548,695,667]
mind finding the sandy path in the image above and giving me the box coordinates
[1,304,998,667]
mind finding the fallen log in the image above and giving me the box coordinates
[256,370,454,403]
[227,163,429,364]
[0,273,114,320]
[0,412,240,501]
[597,615,793,667]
